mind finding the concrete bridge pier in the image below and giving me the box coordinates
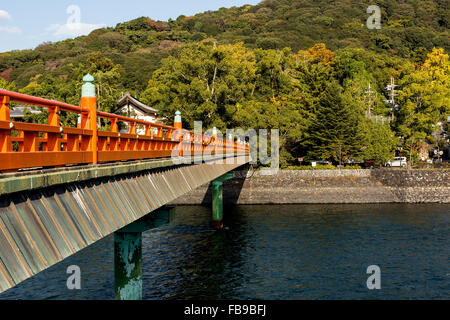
[211,172,234,230]
[114,206,176,300]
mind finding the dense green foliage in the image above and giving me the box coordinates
[141,42,418,166]
[1,0,448,91]
[0,0,448,166]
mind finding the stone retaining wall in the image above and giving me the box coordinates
[170,167,450,204]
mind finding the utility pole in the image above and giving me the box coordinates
[385,77,399,122]
[365,81,375,118]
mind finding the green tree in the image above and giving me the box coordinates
[360,120,397,164]
[141,42,258,130]
[302,82,363,166]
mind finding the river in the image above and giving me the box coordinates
[0,204,448,300]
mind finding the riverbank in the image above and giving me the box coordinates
[170,167,450,204]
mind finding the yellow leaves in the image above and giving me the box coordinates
[226,42,256,64]
[387,19,409,28]
[242,5,252,13]
[29,74,42,84]
[20,82,41,96]
[404,48,449,100]
[0,78,15,91]
[295,43,335,67]
[269,97,278,104]
[398,47,449,143]
[422,47,450,78]
[267,96,287,104]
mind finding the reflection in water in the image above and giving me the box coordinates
[0,204,448,300]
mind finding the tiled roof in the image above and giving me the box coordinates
[116,93,158,115]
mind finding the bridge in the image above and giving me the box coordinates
[0,75,250,299]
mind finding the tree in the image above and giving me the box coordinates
[85,52,123,112]
[360,120,397,164]
[0,78,16,91]
[296,43,335,67]
[2,1,448,167]
[141,42,258,130]
[302,82,364,166]
[397,47,449,160]
[232,97,305,167]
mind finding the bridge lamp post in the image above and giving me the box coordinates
[174,110,182,130]
[212,127,218,155]
[174,111,183,157]
[80,74,98,164]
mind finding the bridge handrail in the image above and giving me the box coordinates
[0,88,248,172]
[96,110,176,131]
[0,89,89,113]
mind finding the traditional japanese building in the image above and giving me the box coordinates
[115,93,159,123]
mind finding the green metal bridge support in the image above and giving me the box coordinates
[114,206,176,300]
[211,172,234,230]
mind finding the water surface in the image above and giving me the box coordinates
[1,204,448,300]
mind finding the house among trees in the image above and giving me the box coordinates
[10,106,42,120]
[115,93,159,123]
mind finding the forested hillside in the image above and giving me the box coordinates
[1,0,448,92]
[0,0,448,166]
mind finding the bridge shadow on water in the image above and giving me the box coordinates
[199,164,250,206]
[141,205,253,300]
[141,165,251,300]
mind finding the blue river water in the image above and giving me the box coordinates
[0,204,448,300]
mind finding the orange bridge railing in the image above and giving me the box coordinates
[0,83,248,172]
